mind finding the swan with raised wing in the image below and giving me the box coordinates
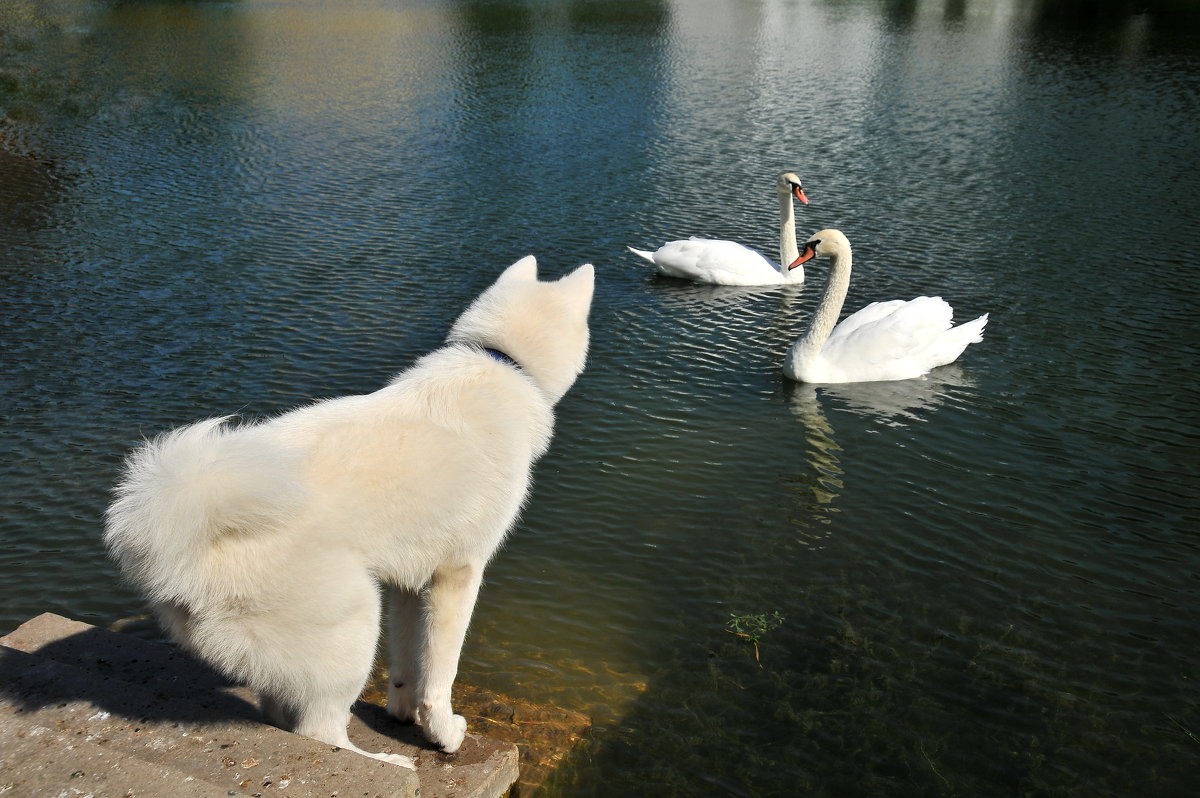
[627,172,809,286]
[783,229,988,384]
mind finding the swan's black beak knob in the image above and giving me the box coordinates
[788,241,818,271]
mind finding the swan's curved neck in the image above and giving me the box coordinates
[793,246,852,360]
[777,192,799,269]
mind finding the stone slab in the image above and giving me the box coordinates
[0,614,520,798]
[0,644,417,797]
[2,725,253,798]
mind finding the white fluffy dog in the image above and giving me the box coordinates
[104,257,594,768]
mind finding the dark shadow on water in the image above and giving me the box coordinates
[453,0,668,33]
[648,273,806,310]
[531,367,1197,797]
[0,149,62,236]
[534,574,1200,798]
[1026,0,1200,26]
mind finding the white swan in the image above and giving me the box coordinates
[783,229,989,384]
[627,172,809,286]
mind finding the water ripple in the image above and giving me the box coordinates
[3,2,1199,796]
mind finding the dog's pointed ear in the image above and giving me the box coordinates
[558,263,595,312]
[497,255,538,284]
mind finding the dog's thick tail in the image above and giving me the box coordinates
[104,416,302,604]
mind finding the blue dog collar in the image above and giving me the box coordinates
[483,347,521,370]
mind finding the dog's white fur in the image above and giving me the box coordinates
[104,257,594,768]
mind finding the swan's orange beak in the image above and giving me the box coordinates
[793,185,809,204]
[788,242,817,271]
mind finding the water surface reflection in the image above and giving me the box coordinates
[1,1,1198,796]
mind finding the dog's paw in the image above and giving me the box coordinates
[421,707,467,753]
[368,750,417,770]
[337,741,417,771]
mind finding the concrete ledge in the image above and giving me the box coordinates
[3,726,255,797]
[0,614,519,798]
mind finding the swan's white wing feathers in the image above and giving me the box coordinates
[821,297,977,381]
[826,299,916,341]
[639,238,784,286]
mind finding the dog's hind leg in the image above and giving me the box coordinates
[266,573,416,770]
[293,695,416,770]
[259,693,295,730]
[152,601,193,647]
[386,585,424,725]
[416,561,483,753]
[259,681,414,770]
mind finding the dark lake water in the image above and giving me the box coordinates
[3,1,1199,795]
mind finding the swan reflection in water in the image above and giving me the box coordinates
[784,365,976,547]
[790,363,976,427]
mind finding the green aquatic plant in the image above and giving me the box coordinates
[726,611,784,666]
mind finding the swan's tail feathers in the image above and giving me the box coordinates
[959,312,989,343]
[626,246,657,264]
[104,416,303,602]
[933,312,989,368]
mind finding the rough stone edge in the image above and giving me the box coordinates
[1,614,519,797]
[0,643,418,798]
